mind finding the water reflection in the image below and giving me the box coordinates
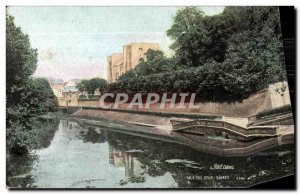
[77,121,294,188]
[6,154,38,188]
[109,146,147,185]
[7,117,60,188]
[7,119,295,188]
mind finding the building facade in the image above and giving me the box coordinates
[107,53,123,83]
[45,77,65,98]
[107,42,159,83]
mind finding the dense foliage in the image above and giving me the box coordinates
[167,7,285,69]
[76,78,108,96]
[6,14,59,154]
[6,116,59,155]
[167,7,229,67]
[256,105,292,119]
[108,62,270,102]
[116,49,173,81]
[76,79,89,94]
[134,49,174,76]
[109,6,287,102]
[117,69,136,81]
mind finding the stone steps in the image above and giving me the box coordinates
[250,113,294,126]
[171,119,278,140]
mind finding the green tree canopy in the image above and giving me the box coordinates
[78,78,108,96]
[32,78,59,113]
[134,49,174,76]
[6,14,59,154]
[167,7,230,67]
[6,14,38,107]
[167,6,285,74]
[76,79,89,94]
[108,6,287,102]
[117,69,136,81]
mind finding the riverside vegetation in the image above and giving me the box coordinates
[6,14,59,154]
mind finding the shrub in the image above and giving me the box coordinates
[106,62,275,103]
[6,117,59,154]
[256,105,292,119]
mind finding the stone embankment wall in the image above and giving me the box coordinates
[73,115,294,157]
[61,82,292,117]
[73,109,173,127]
[115,90,271,117]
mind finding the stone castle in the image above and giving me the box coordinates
[107,42,159,83]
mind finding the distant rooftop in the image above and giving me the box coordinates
[68,79,81,84]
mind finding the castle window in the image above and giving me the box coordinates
[138,48,143,58]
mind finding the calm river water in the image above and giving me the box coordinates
[7,119,295,188]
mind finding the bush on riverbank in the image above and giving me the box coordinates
[7,117,59,154]
[256,105,292,119]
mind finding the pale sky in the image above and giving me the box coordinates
[7,6,224,81]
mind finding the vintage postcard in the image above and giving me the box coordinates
[6,6,295,189]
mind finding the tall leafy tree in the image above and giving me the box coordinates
[32,78,59,112]
[77,78,108,96]
[222,6,286,88]
[6,14,38,107]
[134,49,173,76]
[167,7,206,68]
[86,78,108,96]
[76,79,89,94]
[167,7,230,68]
[6,14,59,154]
